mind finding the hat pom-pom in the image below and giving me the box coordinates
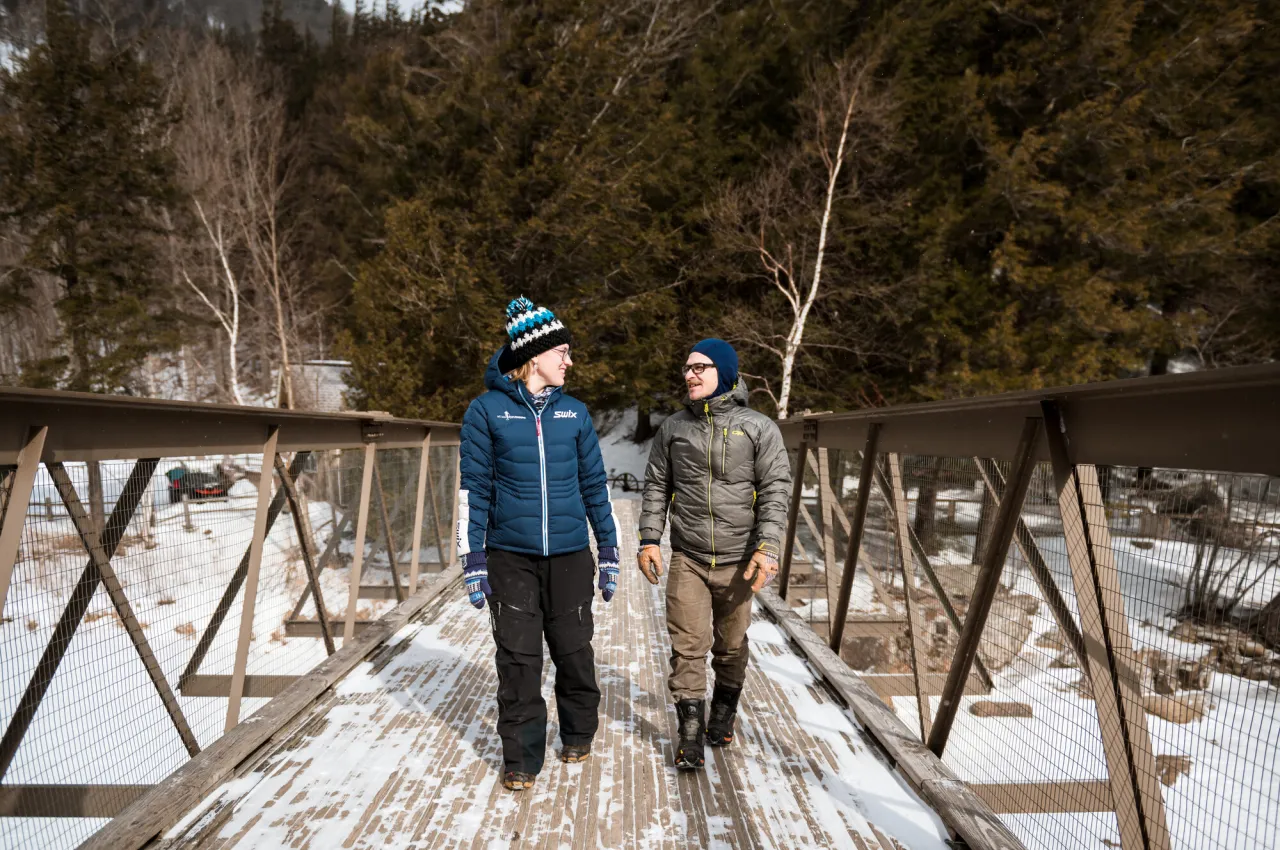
[506,296,535,319]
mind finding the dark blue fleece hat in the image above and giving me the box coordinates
[690,338,739,398]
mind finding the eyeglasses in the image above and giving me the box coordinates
[547,346,572,363]
[681,363,716,377]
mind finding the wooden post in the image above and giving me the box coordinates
[1042,400,1170,850]
[43,462,201,756]
[225,426,280,731]
[345,442,378,644]
[408,432,431,594]
[275,454,333,655]
[777,439,810,601]
[974,457,1090,677]
[0,459,158,780]
[372,462,405,603]
[927,417,1041,758]
[888,453,933,742]
[829,424,880,649]
[816,448,839,635]
[871,461,994,692]
[0,426,47,620]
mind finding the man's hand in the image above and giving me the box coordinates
[637,545,664,585]
[742,549,779,593]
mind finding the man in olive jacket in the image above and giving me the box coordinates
[637,338,792,769]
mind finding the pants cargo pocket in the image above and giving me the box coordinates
[493,602,542,657]
[545,601,593,657]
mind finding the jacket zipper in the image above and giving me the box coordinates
[704,401,716,567]
[721,427,728,477]
[519,387,550,556]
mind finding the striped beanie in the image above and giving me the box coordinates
[497,296,572,374]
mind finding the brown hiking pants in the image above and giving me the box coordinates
[665,552,754,701]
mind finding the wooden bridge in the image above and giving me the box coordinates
[2,365,1279,850]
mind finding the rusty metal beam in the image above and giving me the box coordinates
[226,426,280,731]
[0,459,158,780]
[777,439,809,600]
[829,424,880,649]
[1043,400,1170,850]
[0,426,46,619]
[775,362,1280,476]
[927,417,1041,757]
[275,454,334,655]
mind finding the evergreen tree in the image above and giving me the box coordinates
[0,0,181,392]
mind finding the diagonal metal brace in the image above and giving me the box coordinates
[0,459,165,780]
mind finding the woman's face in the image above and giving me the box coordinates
[532,344,572,387]
[684,352,717,401]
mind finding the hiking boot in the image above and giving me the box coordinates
[559,742,591,764]
[503,771,536,791]
[705,682,742,747]
[674,699,706,769]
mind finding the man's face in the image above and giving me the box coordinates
[532,345,572,387]
[684,352,717,401]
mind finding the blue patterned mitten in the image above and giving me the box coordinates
[597,546,620,603]
[463,552,492,609]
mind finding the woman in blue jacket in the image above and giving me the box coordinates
[457,297,619,791]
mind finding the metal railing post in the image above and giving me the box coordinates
[816,448,839,634]
[345,442,378,644]
[226,426,280,731]
[1042,400,1171,850]
[829,423,880,649]
[777,433,811,601]
[0,425,47,620]
[888,452,934,742]
[927,416,1041,757]
[275,453,333,655]
[408,432,431,594]
[448,450,461,569]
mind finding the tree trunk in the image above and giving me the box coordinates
[87,460,105,536]
[972,480,997,565]
[911,457,941,555]
[1136,356,1170,487]
[633,402,656,443]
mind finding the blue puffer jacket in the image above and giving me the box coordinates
[457,350,618,559]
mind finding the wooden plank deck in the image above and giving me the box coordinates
[162,500,949,850]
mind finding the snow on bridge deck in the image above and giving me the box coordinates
[164,499,948,849]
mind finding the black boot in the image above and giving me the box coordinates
[705,683,742,747]
[674,699,706,769]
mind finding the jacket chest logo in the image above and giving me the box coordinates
[498,411,527,421]
[553,410,578,419]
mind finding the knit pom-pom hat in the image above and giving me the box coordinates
[497,296,572,374]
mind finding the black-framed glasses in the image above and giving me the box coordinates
[681,363,716,377]
[547,346,572,363]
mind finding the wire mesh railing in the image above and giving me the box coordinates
[0,392,458,849]
[775,368,1280,850]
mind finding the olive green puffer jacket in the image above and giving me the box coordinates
[638,381,792,567]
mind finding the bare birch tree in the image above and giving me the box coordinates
[710,56,892,419]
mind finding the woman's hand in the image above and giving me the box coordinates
[598,546,620,602]
[637,545,664,584]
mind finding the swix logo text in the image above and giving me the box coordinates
[553,410,578,419]
[498,411,527,421]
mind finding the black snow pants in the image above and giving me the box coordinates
[487,547,599,775]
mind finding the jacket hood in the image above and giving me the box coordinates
[484,347,562,406]
[685,376,749,415]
